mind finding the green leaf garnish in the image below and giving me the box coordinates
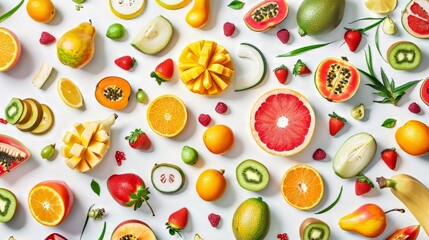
[80,204,95,240]
[98,221,106,240]
[375,25,387,62]
[277,42,334,57]
[315,186,343,214]
[91,179,101,196]
[0,0,25,23]
[348,17,385,24]
[228,0,245,9]
[125,185,155,216]
[382,118,397,128]
[347,17,386,33]
[358,46,420,106]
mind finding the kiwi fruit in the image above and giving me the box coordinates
[236,159,269,191]
[4,98,24,125]
[31,104,55,134]
[0,188,17,223]
[16,98,43,132]
[299,217,330,240]
[387,41,421,70]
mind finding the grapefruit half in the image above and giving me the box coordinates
[250,89,315,156]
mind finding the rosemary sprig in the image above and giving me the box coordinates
[358,46,420,106]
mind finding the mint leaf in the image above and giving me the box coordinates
[228,0,245,9]
[382,118,396,128]
[91,179,101,196]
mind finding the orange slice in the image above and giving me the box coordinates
[281,164,324,210]
[147,94,187,137]
[28,181,73,226]
[57,78,83,108]
[0,28,21,72]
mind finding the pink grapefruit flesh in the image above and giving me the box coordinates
[402,0,429,38]
[250,89,315,156]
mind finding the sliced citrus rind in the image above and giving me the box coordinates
[281,164,324,210]
[250,89,316,156]
[147,94,187,137]
[28,185,66,226]
[178,40,234,96]
[364,0,397,14]
[0,28,21,72]
[57,78,83,108]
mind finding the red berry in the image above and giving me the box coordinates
[208,213,221,227]
[312,148,326,161]
[0,118,7,124]
[223,22,235,37]
[408,102,421,114]
[276,29,290,44]
[198,114,211,127]
[215,102,228,114]
[115,151,126,166]
[39,31,56,45]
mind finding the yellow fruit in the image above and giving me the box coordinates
[364,0,397,14]
[0,28,21,72]
[178,40,234,95]
[196,169,226,201]
[26,0,56,23]
[57,78,84,108]
[155,0,191,9]
[147,94,187,137]
[203,124,234,154]
[109,0,146,19]
[395,120,429,156]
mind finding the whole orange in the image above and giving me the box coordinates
[395,120,429,156]
[26,0,56,23]
[203,124,234,154]
[196,169,226,201]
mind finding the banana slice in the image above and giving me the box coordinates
[32,63,53,89]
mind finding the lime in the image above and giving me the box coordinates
[181,146,198,165]
[106,23,126,40]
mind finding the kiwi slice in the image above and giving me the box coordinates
[300,218,330,240]
[31,104,54,134]
[236,159,269,191]
[387,41,421,70]
[4,98,24,125]
[17,100,32,125]
[0,188,17,223]
[16,98,43,132]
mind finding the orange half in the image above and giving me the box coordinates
[147,94,187,137]
[0,28,21,72]
[281,164,324,210]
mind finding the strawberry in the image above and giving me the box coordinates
[115,56,136,71]
[274,65,288,84]
[125,129,152,150]
[45,233,67,240]
[107,173,155,216]
[328,112,347,136]
[39,31,56,45]
[381,148,398,170]
[208,213,221,227]
[276,29,290,44]
[166,207,189,236]
[223,22,236,37]
[344,29,362,52]
[355,173,374,196]
[293,59,311,76]
[150,58,174,85]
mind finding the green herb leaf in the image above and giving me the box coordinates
[98,221,106,240]
[395,80,421,93]
[228,0,245,9]
[382,118,396,128]
[91,179,101,196]
[80,204,95,240]
[277,42,334,57]
[347,17,386,33]
[348,17,384,24]
[0,0,25,23]
[375,25,387,62]
[315,186,343,214]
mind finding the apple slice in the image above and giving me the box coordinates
[131,15,173,55]
[16,98,43,132]
[31,104,54,134]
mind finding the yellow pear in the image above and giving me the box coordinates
[57,21,96,69]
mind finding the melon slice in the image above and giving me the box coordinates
[250,89,316,156]
[420,77,429,106]
[402,0,429,38]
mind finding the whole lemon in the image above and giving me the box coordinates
[203,124,234,154]
[395,120,429,156]
[27,0,56,23]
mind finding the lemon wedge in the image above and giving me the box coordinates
[57,78,83,108]
[365,0,397,14]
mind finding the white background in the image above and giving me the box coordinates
[1,0,429,239]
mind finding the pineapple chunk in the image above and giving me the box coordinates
[186,52,199,63]
[60,145,73,158]
[179,62,199,71]
[202,70,212,89]
[221,67,234,78]
[207,83,221,95]
[93,129,109,143]
[88,141,108,157]
[63,131,81,146]
[210,72,229,90]
[65,156,81,169]
[73,123,85,136]
[75,159,91,173]
[221,54,232,65]
[209,53,225,65]
[70,143,85,158]
[84,150,102,169]
[192,75,205,94]
[208,64,224,75]
[81,125,97,147]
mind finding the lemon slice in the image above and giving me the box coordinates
[365,0,397,14]
[57,78,83,108]
[154,0,191,10]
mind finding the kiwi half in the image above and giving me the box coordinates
[0,188,17,223]
[4,98,24,125]
[299,218,330,240]
[387,41,421,70]
[236,159,269,191]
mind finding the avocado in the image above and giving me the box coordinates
[297,0,346,36]
[232,197,270,240]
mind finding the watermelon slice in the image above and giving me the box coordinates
[402,0,429,38]
[250,89,315,156]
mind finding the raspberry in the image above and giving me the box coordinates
[276,29,290,44]
[408,102,421,114]
[39,31,56,45]
[215,102,228,114]
[0,118,7,124]
[277,233,288,240]
[208,213,221,227]
[312,148,326,161]
[223,22,235,37]
[115,151,126,166]
[198,114,211,127]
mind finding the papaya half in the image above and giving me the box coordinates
[95,76,131,110]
